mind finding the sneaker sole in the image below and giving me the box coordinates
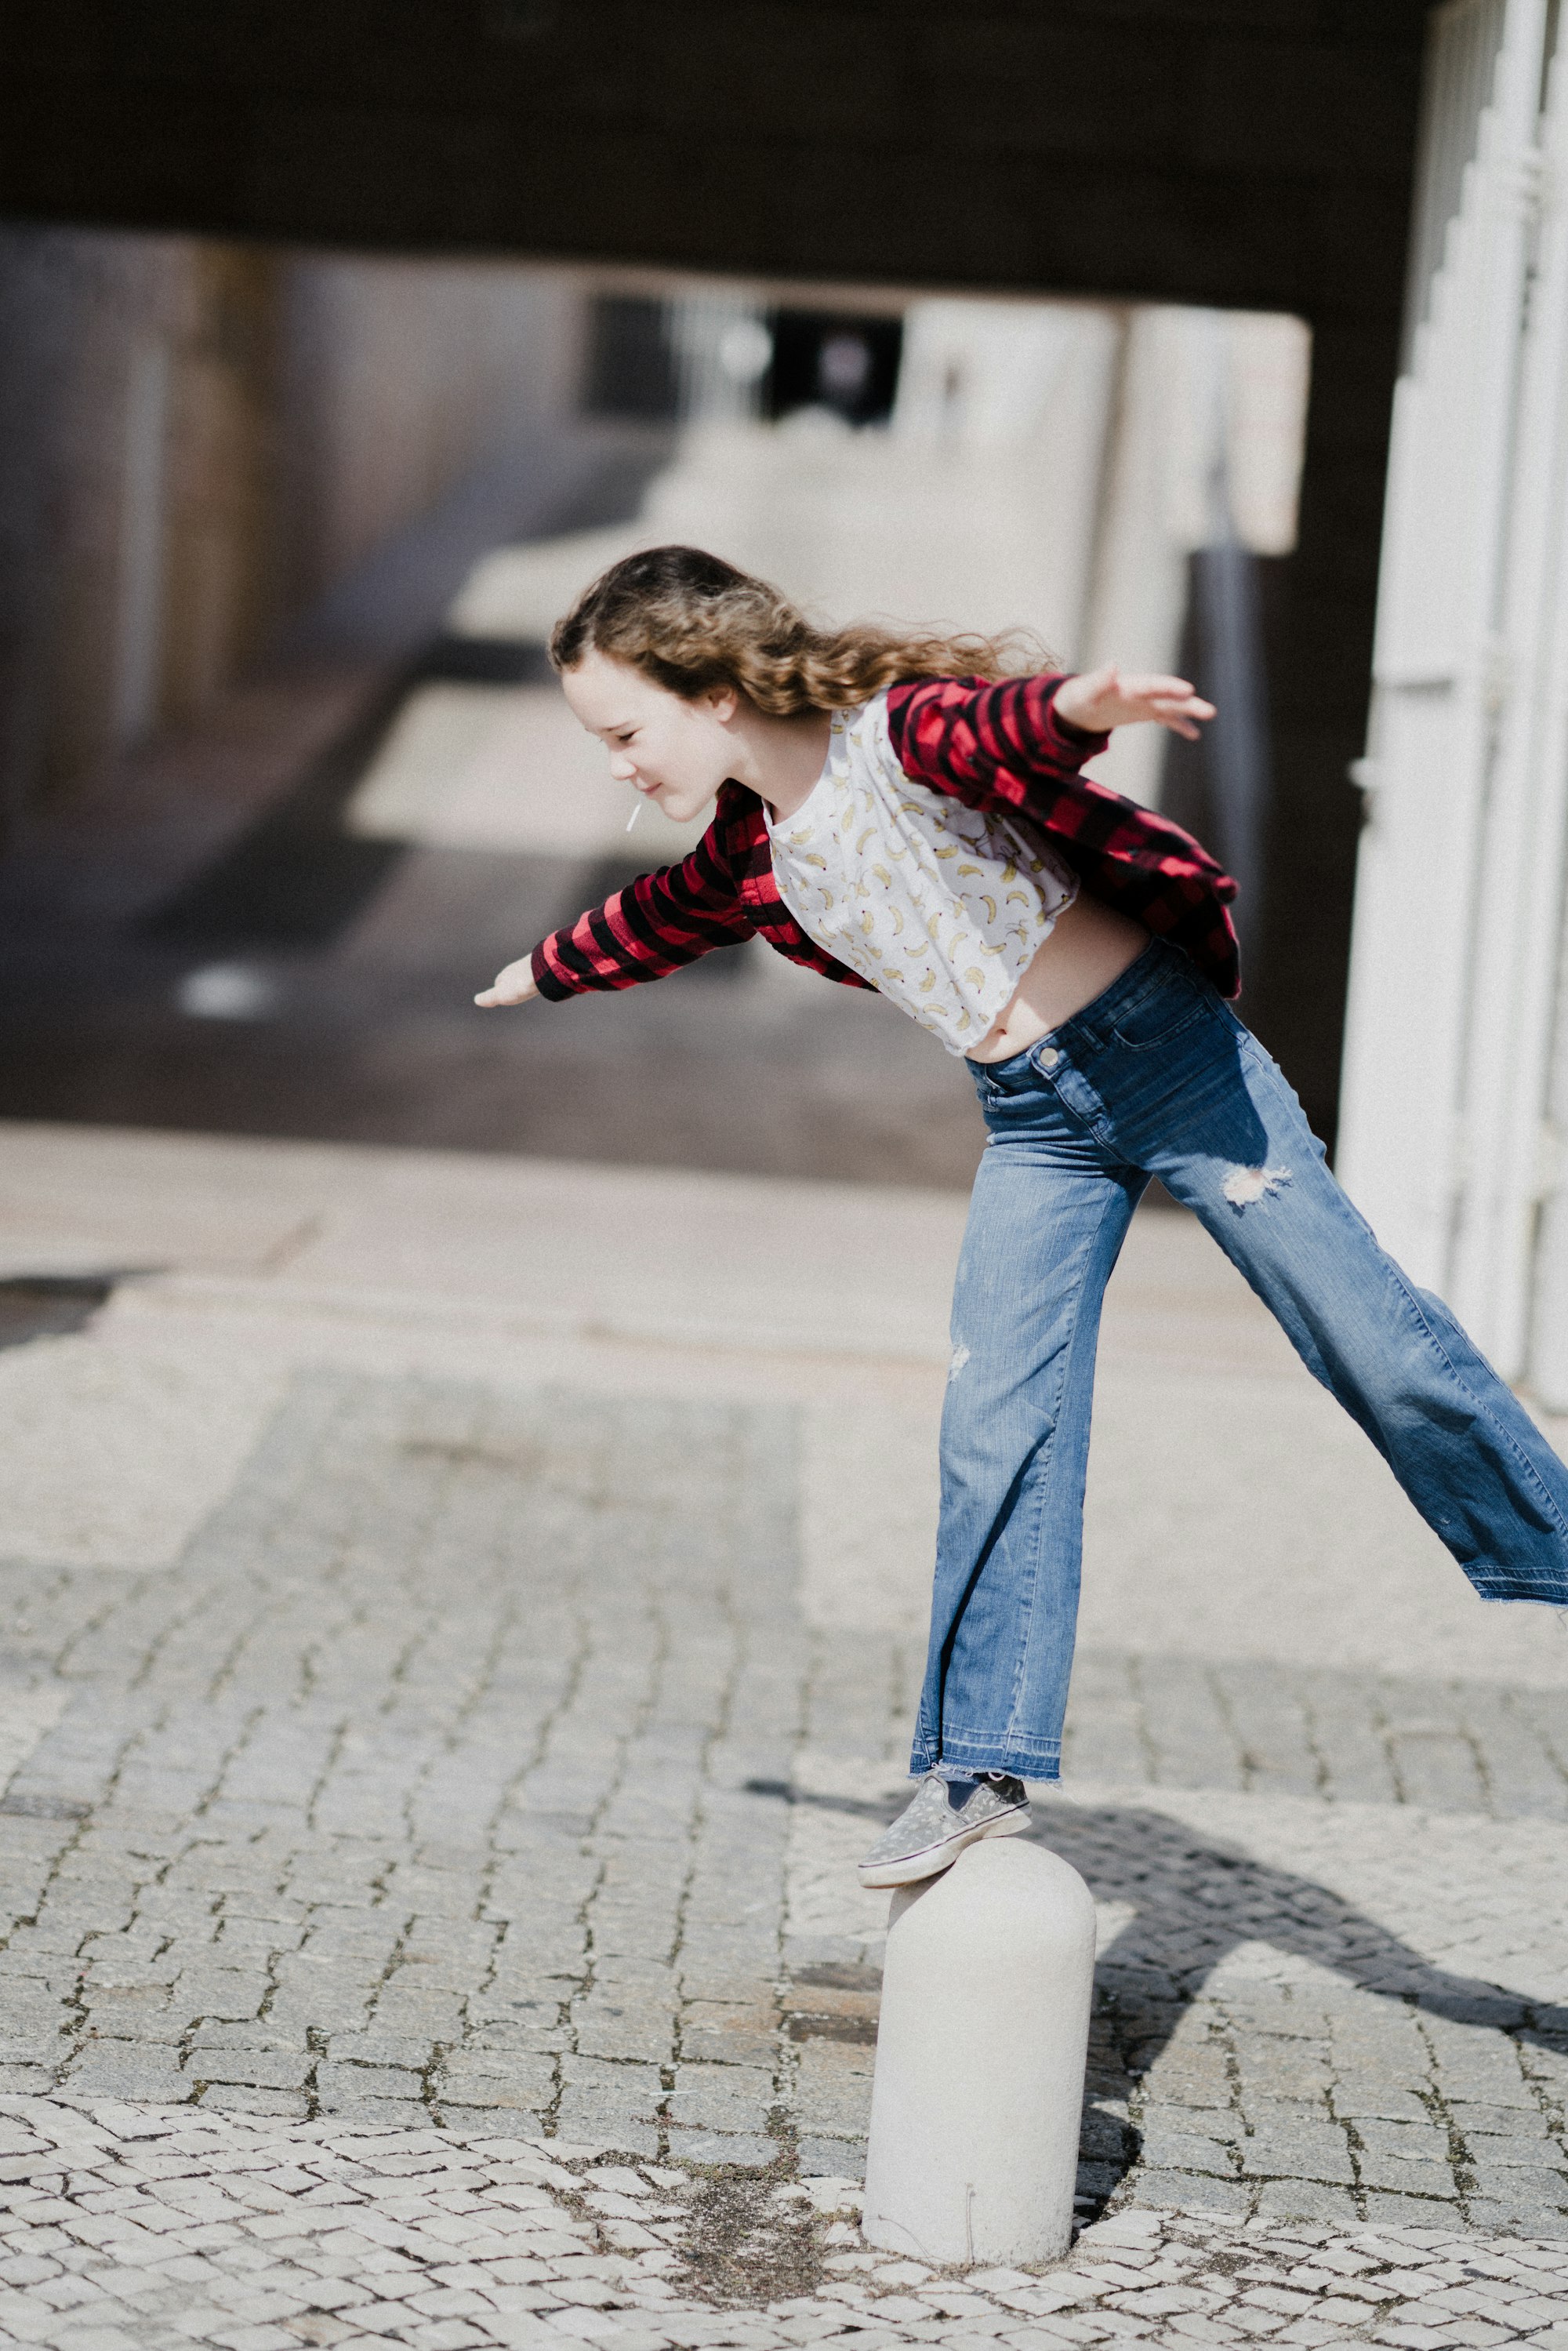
[856,1801,1031,1890]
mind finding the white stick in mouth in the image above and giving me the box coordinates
[626,801,643,832]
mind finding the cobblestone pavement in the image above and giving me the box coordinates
[1,2101,1567,2349]
[1059,1653,1568,1818]
[2,1131,1568,2346]
[0,1369,1563,2243]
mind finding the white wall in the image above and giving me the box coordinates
[1337,0,1568,1401]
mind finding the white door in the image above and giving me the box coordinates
[1454,21,1568,1385]
[1336,0,1548,1348]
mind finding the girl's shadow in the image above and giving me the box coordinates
[1032,1800,1568,2206]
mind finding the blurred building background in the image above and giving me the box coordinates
[0,240,594,821]
[13,0,1568,1410]
[0,234,1310,1188]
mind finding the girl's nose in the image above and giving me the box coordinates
[608,754,638,783]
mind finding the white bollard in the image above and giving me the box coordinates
[861,1838,1097,2266]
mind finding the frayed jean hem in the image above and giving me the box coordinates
[1468,1574,1568,1605]
[909,1729,1062,1782]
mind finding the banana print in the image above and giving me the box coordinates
[761,699,1077,1055]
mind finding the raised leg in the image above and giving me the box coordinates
[1140,1016,1568,1605]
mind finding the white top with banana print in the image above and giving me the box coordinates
[763,692,1078,1056]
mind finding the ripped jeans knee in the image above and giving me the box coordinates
[1221,1161,1291,1208]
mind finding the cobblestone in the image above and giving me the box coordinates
[0,2118,1551,2351]
[3,1124,1568,2344]
[0,1368,1560,2243]
[1060,1655,1568,1820]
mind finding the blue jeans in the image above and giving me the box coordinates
[912,939,1568,1782]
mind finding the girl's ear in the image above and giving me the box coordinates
[705,683,740,723]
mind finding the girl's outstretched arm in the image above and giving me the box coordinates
[475,790,757,1008]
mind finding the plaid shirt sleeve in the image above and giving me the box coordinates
[884,674,1241,997]
[529,794,757,1000]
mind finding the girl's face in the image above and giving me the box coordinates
[561,649,739,826]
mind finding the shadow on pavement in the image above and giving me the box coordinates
[1040,1800,1568,2207]
[0,1274,125,1347]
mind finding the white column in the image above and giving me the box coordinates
[1455,28,1568,1375]
[862,1841,1096,2268]
[1337,0,1544,1306]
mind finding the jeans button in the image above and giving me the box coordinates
[1038,1045,1061,1068]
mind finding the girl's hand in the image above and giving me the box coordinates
[475,958,539,1008]
[1054,665,1216,742]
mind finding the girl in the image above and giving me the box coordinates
[477,544,1568,1891]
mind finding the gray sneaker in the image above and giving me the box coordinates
[858,1771,1031,1889]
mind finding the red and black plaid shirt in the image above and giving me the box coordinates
[529,674,1240,1005]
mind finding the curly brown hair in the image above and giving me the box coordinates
[547,545,1046,714]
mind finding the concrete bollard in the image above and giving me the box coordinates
[862,1838,1097,2266]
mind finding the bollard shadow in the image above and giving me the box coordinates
[1028,1799,1568,2206]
